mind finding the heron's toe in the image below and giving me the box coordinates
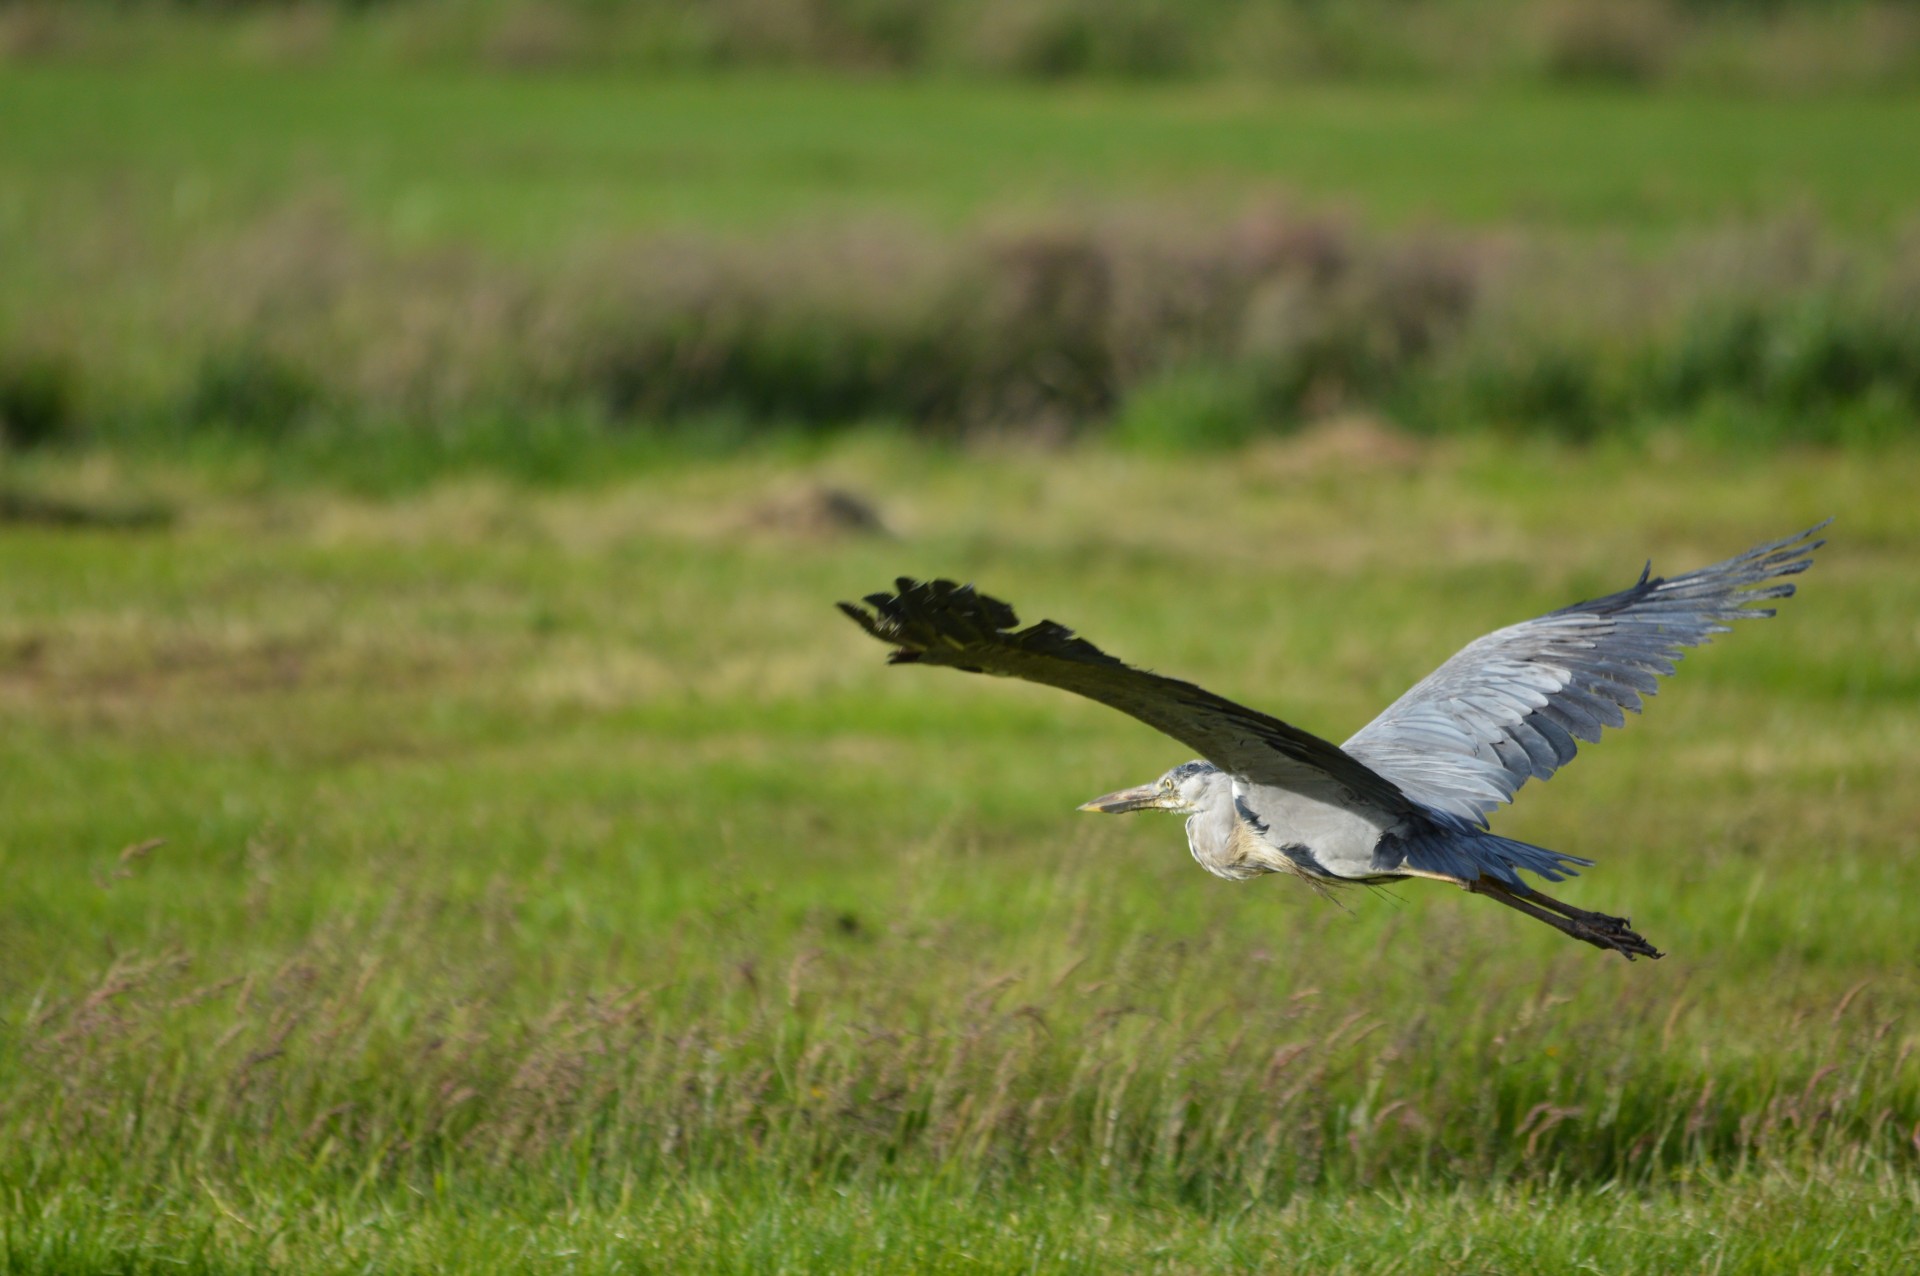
[1578,915,1662,961]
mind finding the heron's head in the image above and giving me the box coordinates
[1078,760,1220,817]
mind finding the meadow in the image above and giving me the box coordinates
[3,31,1920,1274]
[2,438,1917,1271]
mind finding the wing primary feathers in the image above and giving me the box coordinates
[1343,521,1829,826]
[840,577,1413,813]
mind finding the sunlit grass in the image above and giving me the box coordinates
[1,437,1916,1269]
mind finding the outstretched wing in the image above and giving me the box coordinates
[1342,522,1828,827]
[841,578,1411,813]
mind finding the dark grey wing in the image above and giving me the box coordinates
[841,578,1411,812]
[1342,522,1828,827]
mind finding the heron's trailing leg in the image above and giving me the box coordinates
[1467,877,1664,961]
[1520,882,1643,933]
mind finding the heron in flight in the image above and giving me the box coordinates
[840,524,1827,960]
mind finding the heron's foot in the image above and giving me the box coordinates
[1571,913,1663,962]
[1521,886,1664,961]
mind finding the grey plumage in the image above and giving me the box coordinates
[840,523,1827,960]
[1343,524,1824,827]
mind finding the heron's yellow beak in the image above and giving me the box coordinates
[1077,783,1168,814]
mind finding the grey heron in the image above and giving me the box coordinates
[840,523,1827,960]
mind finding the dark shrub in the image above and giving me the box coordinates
[1538,0,1675,84]
[0,355,78,451]
[970,228,1118,423]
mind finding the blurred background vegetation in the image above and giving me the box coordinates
[3,0,1919,477]
[11,0,1920,88]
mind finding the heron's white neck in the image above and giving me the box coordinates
[1181,772,1255,881]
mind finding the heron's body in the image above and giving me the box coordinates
[841,524,1827,960]
[1176,767,1396,883]
[1123,761,1580,895]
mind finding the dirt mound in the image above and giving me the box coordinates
[742,484,890,537]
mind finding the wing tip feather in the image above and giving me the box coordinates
[842,575,1129,673]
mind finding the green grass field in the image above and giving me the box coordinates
[3,42,1920,1272]
[2,437,1918,1271]
[9,65,1920,249]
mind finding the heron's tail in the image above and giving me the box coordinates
[1386,810,1592,886]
